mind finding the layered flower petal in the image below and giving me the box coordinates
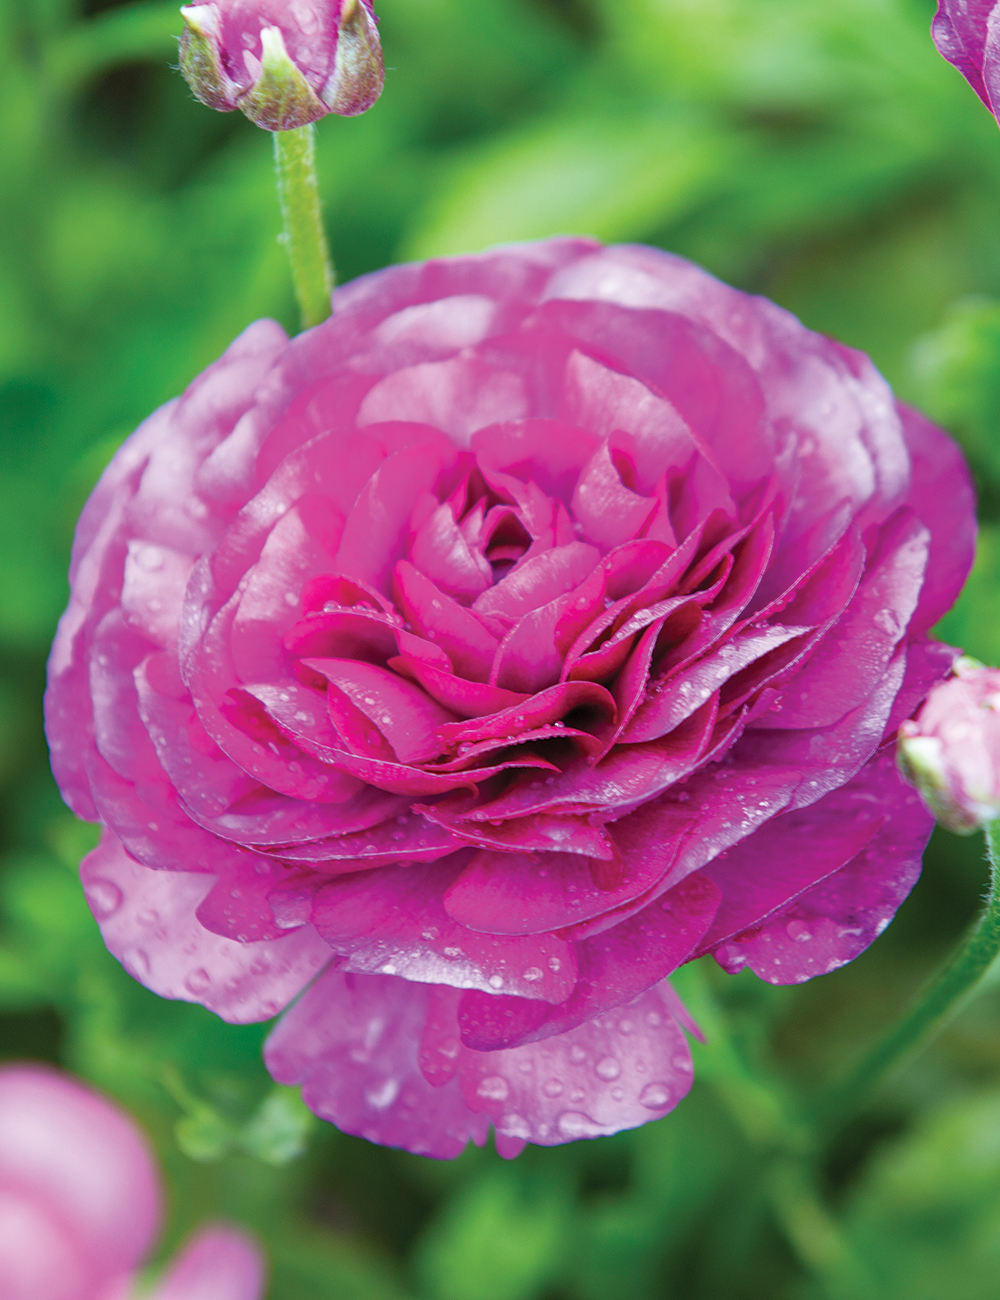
[46,238,974,1156]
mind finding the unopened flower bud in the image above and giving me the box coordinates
[179,0,384,131]
[898,658,1000,833]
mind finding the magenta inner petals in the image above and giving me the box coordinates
[45,237,976,1158]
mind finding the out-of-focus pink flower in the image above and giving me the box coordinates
[0,1064,265,1300]
[179,0,384,131]
[932,1,1000,120]
[899,659,1000,832]
[45,238,975,1158]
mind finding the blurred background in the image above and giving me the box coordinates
[4,0,1000,1295]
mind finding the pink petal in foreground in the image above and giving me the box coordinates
[81,831,331,1022]
[0,1187,94,1300]
[0,1065,160,1284]
[265,967,694,1157]
[148,1226,266,1300]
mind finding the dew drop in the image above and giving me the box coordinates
[786,920,812,943]
[638,1082,673,1109]
[522,967,543,982]
[595,1056,621,1081]
[86,879,122,921]
[557,1111,605,1139]
[477,1076,509,1101]
[129,949,151,976]
[570,1045,587,1063]
[542,1078,564,1098]
[364,1078,399,1110]
[185,967,211,995]
[500,1113,531,1139]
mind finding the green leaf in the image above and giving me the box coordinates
[240,1085,316,1166]
[403,111,732,258]
[415,1172,568,1300]
[830,1091,1000,1300]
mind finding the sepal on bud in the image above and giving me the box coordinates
[323,0,384,116]
[178,5,232,112]
[239,26,328,132]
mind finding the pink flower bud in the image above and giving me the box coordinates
[179,0,384,131]
[899,659,1000,833]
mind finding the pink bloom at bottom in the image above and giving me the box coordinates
[0,1064,265,1300]
[45,239,976,1157]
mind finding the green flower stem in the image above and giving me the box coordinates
[811,821,1000,1130]
[273,124,333,330]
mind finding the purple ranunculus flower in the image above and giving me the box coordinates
[932,1,1000,119]
[45,239,975,1158]
[899,659,1000,832]
[0,1063,265,1299]
[179,0,384,131]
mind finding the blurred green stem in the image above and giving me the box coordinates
[812,821,1000,1129]
[273,125,333,330]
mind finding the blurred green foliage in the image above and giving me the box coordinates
[4,0,1000,1295]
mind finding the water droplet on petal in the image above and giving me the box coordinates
[638,1082,672,1109]
[477,1076,509,1101]
[86,879,122,920]
[500,1113,531,1139]
[542,1078,564,1098]
[185,968,211,995]
[364,1078,399,1110]
[129,949,151,977]
[557,1111,605,1139]
[595,1056,621,1081]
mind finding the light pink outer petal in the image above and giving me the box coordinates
[80,831,332,1023]
[265,967,492,1159]
[329,238,602,335]
[897,402,976,634]
[265,968,694,1157]
[455,982,693,1149]
[45,319,290,820]
[544,244,911,539]
[147,1226,266,1300]
[0,1065,161,1283]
